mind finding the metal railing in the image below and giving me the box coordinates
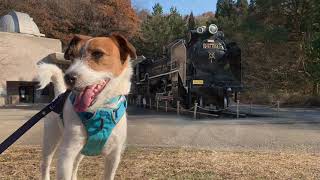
[129,98,224,119]
[128,97,284,119]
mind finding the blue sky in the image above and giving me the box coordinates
[131,0,217,15]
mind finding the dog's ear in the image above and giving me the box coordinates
[64,35,91,60]
[110,33,137,63]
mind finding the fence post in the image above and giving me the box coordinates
[277,100,280,116]
[236,100,240,118]
[250,101,252,113]
[194,102,198,119]
[156,100,159,111]
[177,101,180,115]
[149,98,152,109]
[165,101,168,112]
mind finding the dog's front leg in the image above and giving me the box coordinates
[41,114,63,180]
[102,116,127,180]
[56,129,85,180]
[71,153,84,180]
[103,146,123,180]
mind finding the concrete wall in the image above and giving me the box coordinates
[0,32,62,105]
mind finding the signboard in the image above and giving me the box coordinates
[202,42,224,50]
[192,80,204,85]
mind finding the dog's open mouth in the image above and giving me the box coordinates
[73,79,110,112]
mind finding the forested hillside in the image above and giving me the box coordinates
[212,0,320,105]
[0,0,139,46]
[133,0,320,105]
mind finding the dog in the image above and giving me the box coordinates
[37,33,136,180]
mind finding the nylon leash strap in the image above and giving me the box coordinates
[0,90,71,155]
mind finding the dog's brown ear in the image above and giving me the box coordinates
[64,35,91,60]
[110,33,137,63]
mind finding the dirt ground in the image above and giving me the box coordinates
[0,146,320,180]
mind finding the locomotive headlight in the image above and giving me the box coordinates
[208,24,218,34]
[196,26,206,34]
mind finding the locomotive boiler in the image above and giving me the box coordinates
[132,24,243,111]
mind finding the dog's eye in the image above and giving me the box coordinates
[91,51,104,59]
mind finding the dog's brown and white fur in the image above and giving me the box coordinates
[37,34,136,180]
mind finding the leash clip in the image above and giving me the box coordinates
[111,110,117,124]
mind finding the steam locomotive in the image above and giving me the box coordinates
[131,24,243,110]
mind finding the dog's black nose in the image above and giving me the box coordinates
[64,73,77,86]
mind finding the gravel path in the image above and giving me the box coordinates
[0,106,320,152]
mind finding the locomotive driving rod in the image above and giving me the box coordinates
[0,90,71,155]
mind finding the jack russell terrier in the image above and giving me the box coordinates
[37,33,136,180]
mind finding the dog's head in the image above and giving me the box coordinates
[64,34,92,61]
[64,33,136,110]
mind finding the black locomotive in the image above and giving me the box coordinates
[132,24,243,110]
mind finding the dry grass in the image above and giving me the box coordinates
[0,146,320,180]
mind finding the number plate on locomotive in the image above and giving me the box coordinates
[192,80,204,85]
[203,42,224,50]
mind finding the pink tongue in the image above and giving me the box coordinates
[74,80,108,112]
